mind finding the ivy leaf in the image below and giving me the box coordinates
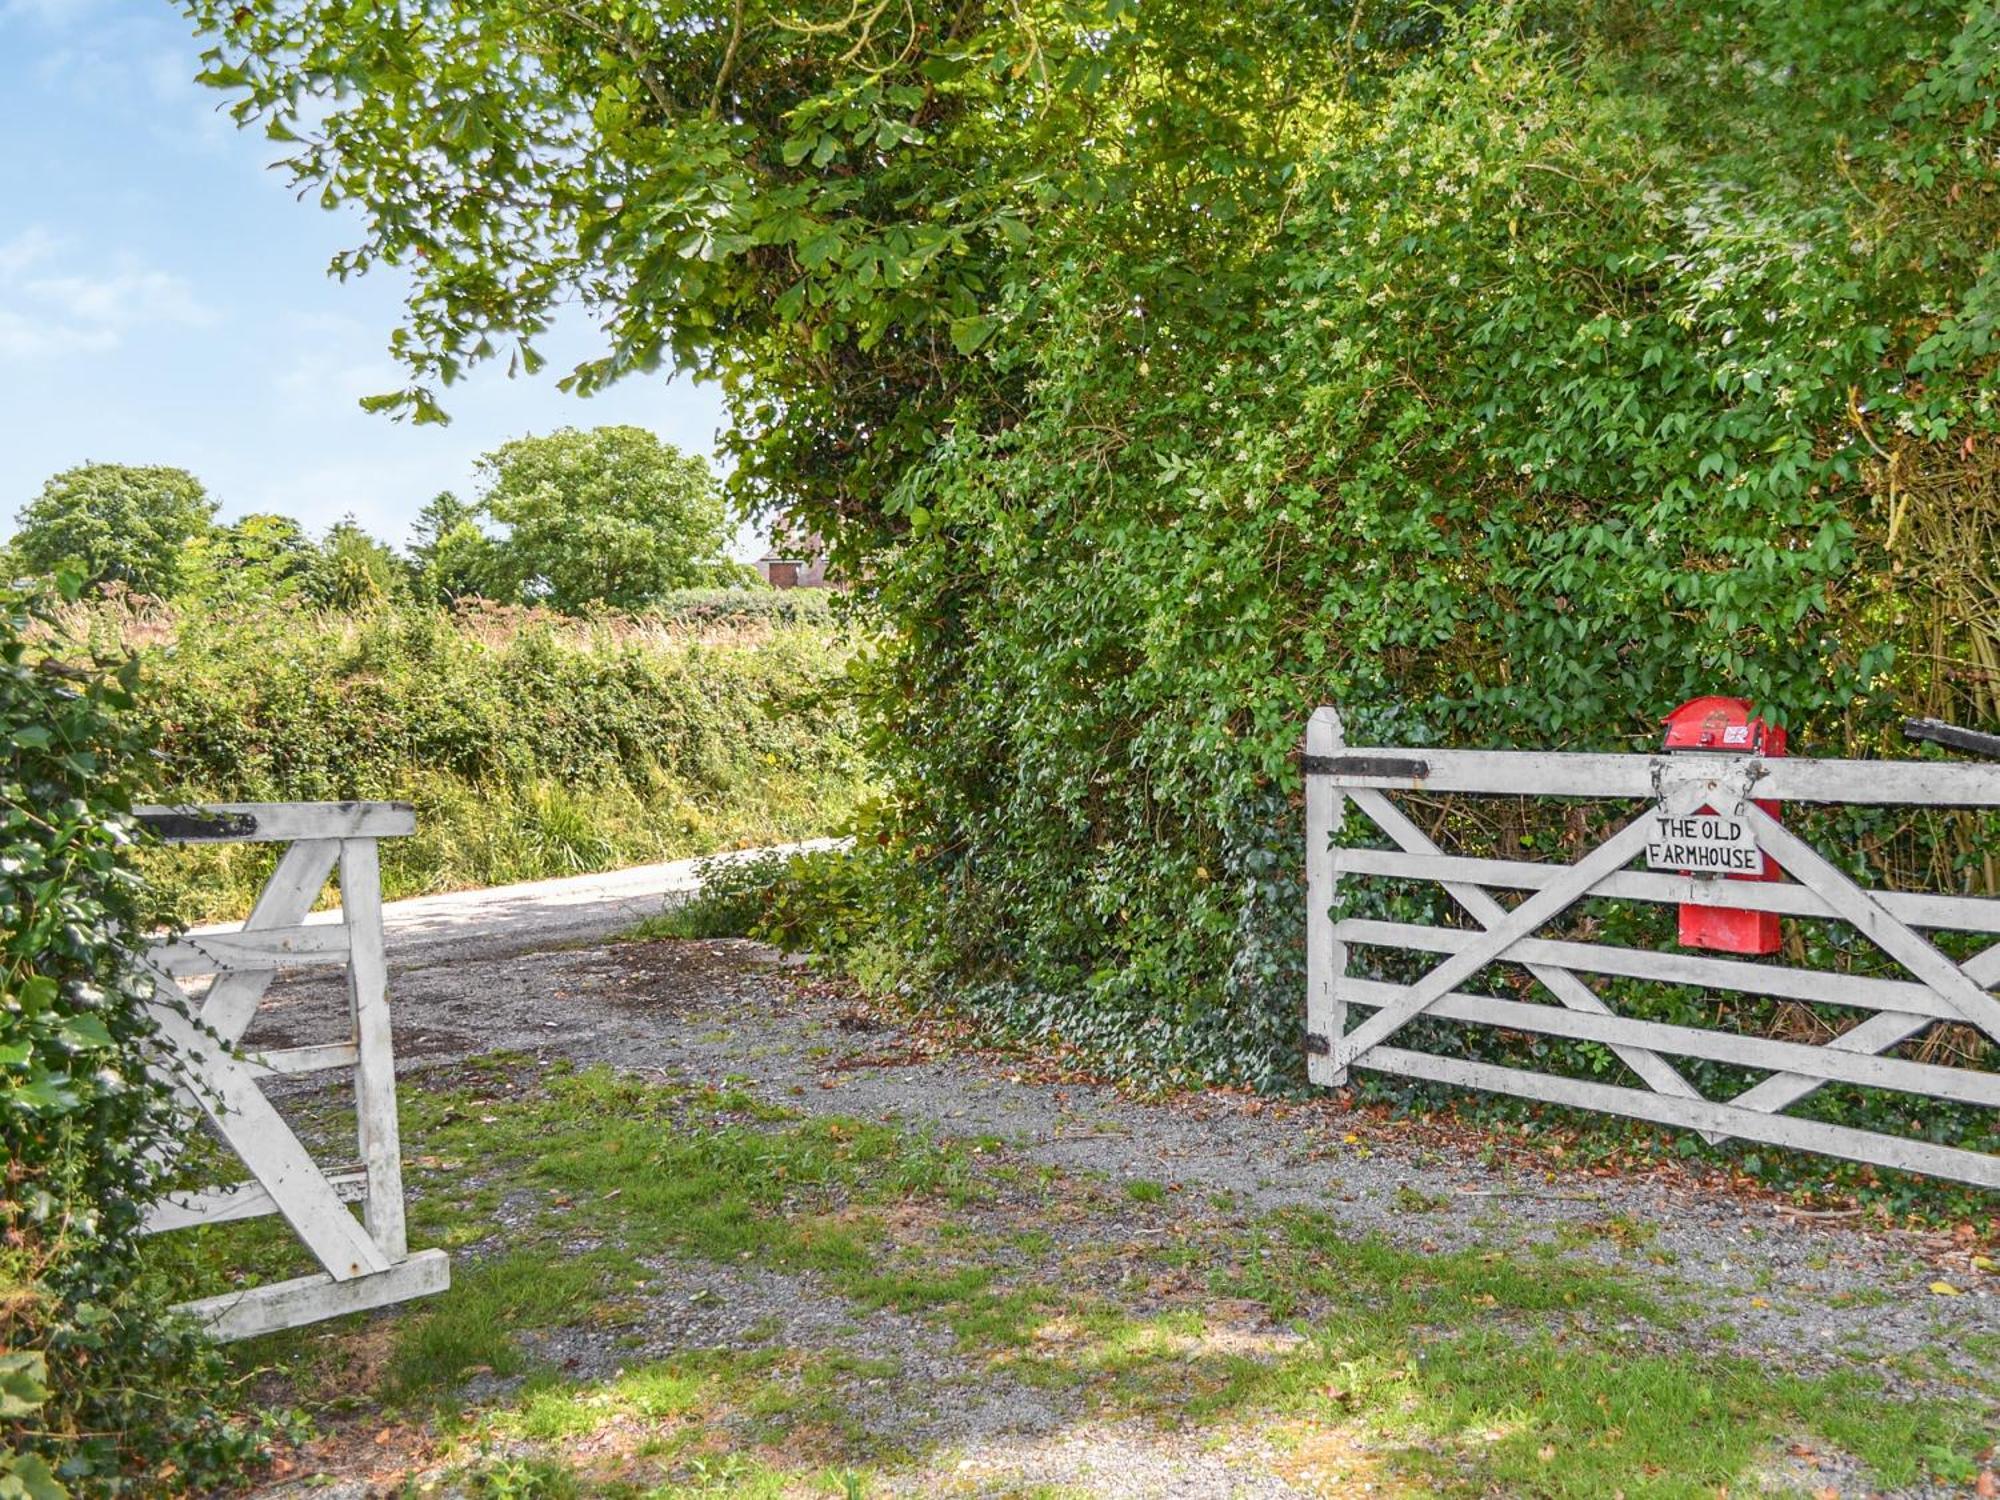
[59,1014,114,1051]
[16,976,56,1015]
[0,1452,68,1500]
[10,1075,81,1113]
[0,1354,50,1420]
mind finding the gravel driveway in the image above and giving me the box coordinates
[213,854,2000,1498]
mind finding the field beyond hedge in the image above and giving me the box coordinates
[67,592,865,923]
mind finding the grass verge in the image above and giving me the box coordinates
[147,1057,1994,1497]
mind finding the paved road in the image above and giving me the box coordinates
[207,841,841,969]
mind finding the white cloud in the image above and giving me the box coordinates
[0,226,57,278]
[0,307,114,358]
[28,266,213,328]
[21,18,238,156]
[275,349,408,414]
[0,228,216,362]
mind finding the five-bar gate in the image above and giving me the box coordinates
[1304,708,2000,1189]
[139,801,448,1339]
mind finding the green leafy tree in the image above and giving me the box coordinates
[181,512,319,606]
[11,466,216,597]
[474,427,730,610]
[180,0,1348,533]
[304,519,406,612]
[407,491,504,603]
[406,491,476,570]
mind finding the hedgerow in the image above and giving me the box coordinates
[642,588,835,628]
[81,598,866,921]
[842,4,2000,1188]
[1,578,262,1494]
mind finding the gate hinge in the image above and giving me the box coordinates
[137,808,261,842]
[1301,754,1430,780]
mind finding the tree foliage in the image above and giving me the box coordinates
[180,0,1356,522]
[185,0,2000,1095]
[473,428,731,610]
[407,492,498,603]
[11,467,216,598]
[303,517,407,611]
[181,512,319,606]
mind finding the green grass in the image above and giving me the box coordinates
[1391,1183,1451,1214]
[155,1056,1994,1496]
[383,1249,630,1402]
[1172,1210,1986,1496]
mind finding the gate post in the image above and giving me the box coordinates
[1305,707,1349,1086]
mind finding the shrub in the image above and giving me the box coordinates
[0,577,258,1493]
[62,598,868,922]
[643,588,835,628]
[857,5,2000,1067]
[639,843,879,958]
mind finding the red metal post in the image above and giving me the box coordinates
[1660,696,1786,955]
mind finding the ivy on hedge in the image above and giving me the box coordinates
[1,577,259,1494]
[854,5,2000,1142]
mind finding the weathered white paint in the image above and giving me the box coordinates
[178,1250,450,1343]
[1311,746,2000,806]
[341,836,407,1261]
[145,993,390,1281]
[1333,845,2000,934]
[195,837,343,1043]
[1346,788,1706,1112]
[135,800,416,842]
[1305,709,1348,1086]
[144,1169,369,1235]
[1337,978,2000,1108]
[1335,919,1978,1023]
[140,806,443,1338]
[1328,781,1709,1074]
[148,923,351,977]
[1359,1047,2000,1190]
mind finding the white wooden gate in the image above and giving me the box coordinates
[139,802,449,1339]
[1303,708,2000,1189]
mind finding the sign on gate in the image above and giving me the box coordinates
[1302,708,2000,1190]
[139,801,449,1339]
[1643,808,1763,874]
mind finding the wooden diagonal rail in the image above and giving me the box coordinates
[1346,786,1710,1116]
[1328,783,1705,1074]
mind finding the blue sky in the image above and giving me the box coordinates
[0,0,731,552]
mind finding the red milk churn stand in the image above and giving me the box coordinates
[1658,696,1786,955]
